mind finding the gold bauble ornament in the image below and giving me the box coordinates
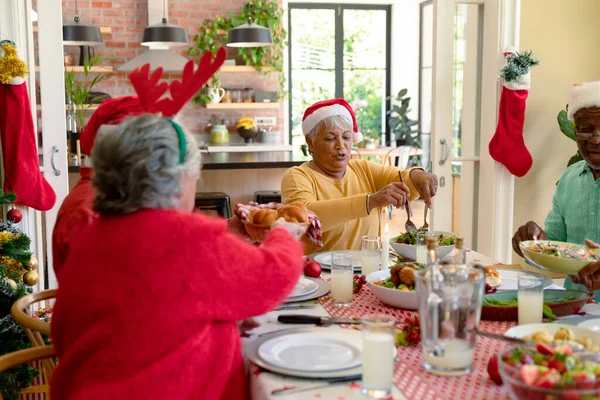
[26,255,38,271]
[22,270,39,286]
[5,279,16,289]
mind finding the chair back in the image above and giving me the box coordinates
[0,345,55,400]
[11,289,57,386]
[382,146,415,168]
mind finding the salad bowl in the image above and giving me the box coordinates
[520,240,600,275]
[390,230,455,260]
[366,269,418,310]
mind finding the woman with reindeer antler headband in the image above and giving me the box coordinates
[50,48,304,400]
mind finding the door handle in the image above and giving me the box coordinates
[438,138,450,166]
[50,145,61,176]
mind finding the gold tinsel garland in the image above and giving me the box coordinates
[0,43,28,85]
[1,255,23,276]
[0,231,15,244]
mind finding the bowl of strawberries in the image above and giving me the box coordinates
[498,342,600,400]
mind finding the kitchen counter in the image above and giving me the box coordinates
[67,151,310,173]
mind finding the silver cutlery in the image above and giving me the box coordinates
[423,206,429,231]
[271,375,362,396]
[277,314,361,326]
[398,171,417,232]
[275,303,317,311]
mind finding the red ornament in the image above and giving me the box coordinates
[7,208,22,223]
[303,259,321,278]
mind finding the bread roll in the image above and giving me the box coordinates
[484,266,502,287]
[277,202,308,223]
[250,208,277,227]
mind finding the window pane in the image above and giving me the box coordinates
[422,3,433,68]
[343,70,385,140]
[289,8,336,148]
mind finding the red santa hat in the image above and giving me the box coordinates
[301,98,363,143]
[79,96,144,155]
[568,81,600,121]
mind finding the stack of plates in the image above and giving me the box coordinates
[245,327,365,378]
[284,277,330,303]
[312,250,362,272]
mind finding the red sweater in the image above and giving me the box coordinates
[50,208,303,400]
[52,167,96,278]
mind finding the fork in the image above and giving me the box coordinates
[422,206,429,231]
[398,171,417,233]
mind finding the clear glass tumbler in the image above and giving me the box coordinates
[361,236,382,276]
[518,272,544,325]
[330,252,354,307]
[416,231,428,264]
[362,318,395,399]
[416,263,485,376]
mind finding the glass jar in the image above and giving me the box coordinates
[222,89,232,103]
[210,124,230,145]
[230,89,242,103]
[242,88,254,103]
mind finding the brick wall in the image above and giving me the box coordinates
[58,0,284,142]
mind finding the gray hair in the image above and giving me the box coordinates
[92,114,201,215]
[306,114,353,141]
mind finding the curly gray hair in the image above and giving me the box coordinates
[306,114,353,141]
[92,114,201,215]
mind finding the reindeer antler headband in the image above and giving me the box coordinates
[127,47,227,163]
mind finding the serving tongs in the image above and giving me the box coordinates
[398,171,417,233]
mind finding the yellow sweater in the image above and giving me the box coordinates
[281,159,420,255]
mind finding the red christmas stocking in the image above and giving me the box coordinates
[0,81,56,211]
[488,49,538,178]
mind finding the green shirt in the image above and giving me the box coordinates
[546,161,600,298]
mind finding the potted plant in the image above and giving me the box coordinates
[557,106,583,167]
[64,53,112,132]
[387,88,420,168]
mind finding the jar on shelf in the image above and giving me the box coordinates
[230,89,242,103]
[210,124,230,145]
[242,88,254,103]
[222,89,232,103]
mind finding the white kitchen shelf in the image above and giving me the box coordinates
[35,66,114,73]
[219,65,273,73]
[36,104,100,111]
[204,103,279,110]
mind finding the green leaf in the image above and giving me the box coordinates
[398,88,408,98]
[543,305,556,322]
[557,109,576,141]
[567,151,584,167]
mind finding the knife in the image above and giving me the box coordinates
[277,314,361,326]
[271,375,362,396]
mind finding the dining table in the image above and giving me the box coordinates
[242,250,568,400]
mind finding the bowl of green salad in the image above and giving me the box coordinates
[390,230,456,261]
[520,240,600,274]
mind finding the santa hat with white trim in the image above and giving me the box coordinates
[301,98,363,143]
[568,81,600,121]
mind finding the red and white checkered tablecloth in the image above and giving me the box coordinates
[320,285,515,400]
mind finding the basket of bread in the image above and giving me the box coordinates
[235,202,322,245]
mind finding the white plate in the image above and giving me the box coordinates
[313,250,362,272]
[505,323,600,348]
[245,327,396,379]
[283,277,330,303]
[258,331,362,372]
[495,269,554,291]
[289,277,319,298]
[578,319,600,332]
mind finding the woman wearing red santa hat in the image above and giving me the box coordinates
[52,96,144,278]
[282,98,438,254]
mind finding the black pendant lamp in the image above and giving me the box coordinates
[63,0,103,46]
[141,0,188,48]
[227,5,273,48]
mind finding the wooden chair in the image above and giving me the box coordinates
[11,289,57,398]
[381,146,417,168]
[0,345,55,400]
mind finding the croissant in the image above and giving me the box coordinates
[277,202,308,223]
[250,208,277,227]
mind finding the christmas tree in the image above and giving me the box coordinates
[0,191,41,400]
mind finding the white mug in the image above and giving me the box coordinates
[207,88,225,104]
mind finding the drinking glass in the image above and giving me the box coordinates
[330,252,354,307]
[416,263,485,376]
[416,231,428,264]
[361,236,381,275]
[362,317,395,399]
[518,272,544,325]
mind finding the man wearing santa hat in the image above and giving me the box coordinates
[512,81,600,298]
[52,96,144,278]
[282,98,438,254]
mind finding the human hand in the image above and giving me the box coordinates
[227,216,248,238]
[271,217,309,240]
[370,182,411,210]
[409,169,438,208]
[238,318,260,337]
[570,239,600,291]
[511,221,547,257]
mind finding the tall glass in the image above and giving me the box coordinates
[518,272,544,325]
[416,263,485,376]
[416,231,428,264]
[361,236,382,275]
[331,252,354,307]
[362,318,395,399]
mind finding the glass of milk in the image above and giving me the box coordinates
[331,252,354,307]
[415,263,485,376]
[361,236,382,276]
[518,272,544,325]
[361,317,395,399]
